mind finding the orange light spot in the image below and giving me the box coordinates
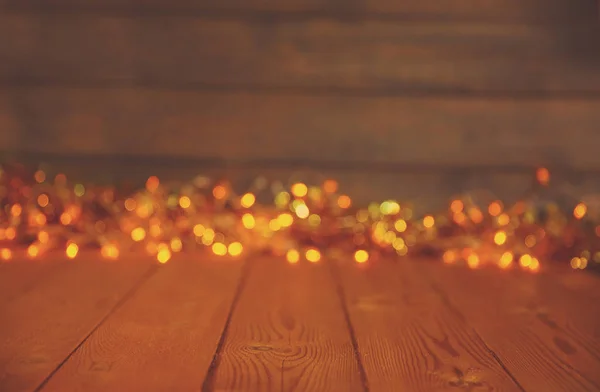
[10,204,22,217]
[488,201,503,217]
[213,185,227,200]
[354,250,369,264]
[305,248,321,263]
[450,200,463,214]
[443,250,456,264]
[574,203,587,220]
[27,244,39,258]
[323,180,338,194]
[497,213,510,226]
[499,252,513,268]
[124,198,137,211]
[467,253,480,268]
[519,254,532,268]
[536,167,550,186]
[38,230,49,244]
[286,249,300,264]
[37,194,49,207]
[423,215,435,228]
[240,193,256,208]
[5,227,16,240]
[529,257,540,272]
[291,183,308,198]
[469,208,484,224]
[337,195,352,209]
[494,231,507,245]
[0,248,12,261]
[157,248,171,263]
[131,227,146,242]
[101,244,119,260]
[34,170,46,183]
[66,243,79,259]
[179,196,191,209]
[146,176,160,192]
[60,212,72,225]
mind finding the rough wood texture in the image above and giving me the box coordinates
[208,257,364,392]
[335,260,521,391]
[4,88,600,170]
[1,15,599,92]
[40,257,244,391]
[419,261,600,391]
[0,0,596,22]
[0,255,152,391]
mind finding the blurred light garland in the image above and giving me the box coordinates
[0,163,599,272]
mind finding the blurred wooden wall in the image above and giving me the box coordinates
[0,0,599,209]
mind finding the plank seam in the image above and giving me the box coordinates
[419,266,528,392]
[200,258,254,392]
[33,264,160,392]
[327,260,370,392]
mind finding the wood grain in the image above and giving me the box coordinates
[208,257,363,392]
[0,0,596,22]
[40,257,244,391]
[418,261,600,391]
[0,254,152,391]
[1,15,599,92]
[3,88,600,170]
[335,259,521,391]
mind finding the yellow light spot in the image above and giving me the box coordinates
[0,248,12,261]
[295,204,309,219]
[380,200,400,215]
[494,231,507,245]
[323,180,338,194]
[269,219,281,231]
[131,227,146,242]
[286,249,300,264]
[240,193,256,208]
[488,201,503,217]
[213,185,227,200]
[354,250,369,264]
[499,252,513,268]
[450,199,464,214]
[536,167,550,186]
[291,183,308,198]
[277,213,294,227]
[275,192,291,208]
[529,257,540,272]
[520,254,532,268]
[193,224,206,236]
[570,257,582,269]
[38,230,49,244]
[34,170,46,183]
[124,198,137,211]
[394,219,407,232]
[497,213,510,226]
[179,196,191,209]
[37,194,49,207]
[10,204,22,217]
[467,253,480,268]
[74,184,85,197]
[392,237,405,250]
[66,243,79,259]
[305,248,321,263]
[212,242,227,256]
[337,195,352,209]
[242,214,256,229]
[443,250,456,264]
[228,242,243,257]
[170,237,183,252]
[27,244,39,258]
[157,248,171,263]
[423,215,435,228]
[574,203,587,219]
[146,176,160,192]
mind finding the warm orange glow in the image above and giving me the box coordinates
[286,249,300,264]
[37,194,49,207]
[497,213,510,226]
[423,215,435,228]
[536,167,550,185]
[488,201,502,217]
[240,193,256,208]
[0,248,12,261]
[27,244,39,258]
[38,230,50,244]
[519,254,532,268]
[66,243,79,259]
[212,242,227,256]
[499,252,513,268]
[60,212,73,225]
[467,253,480,268]
[5,227,16,240]
[323,180,338,193]
[291,183,308,198]
[193,224,206,236]
[305,248,321,263]
[157,248,171,263]
[213,185,227,200]
[494,231,507,245]
[101,244,119,260]
[34,170,46,183]
[277,213,294,227]
[170,237,183,252]
[443,250,456,264]
[124,198,137,211]
[146,176,160,192]
[529,257,540,272]
[179,196,191,209]
[525,235,536,248]
[469,208,484,224]
[354,250,369,263]
[450,200,464,214]
[394,219,407,232]
[10,204,22,216]
[131,227,146,242]
[228,242,243,256]
[574,203,587,220]
[241,214,255,229]
[337,195,351,209]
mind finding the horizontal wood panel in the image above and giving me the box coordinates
[1,15,599,92]
[3,88,600,170]
[1,0,597,22]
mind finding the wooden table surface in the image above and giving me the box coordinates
[0,254,599,392]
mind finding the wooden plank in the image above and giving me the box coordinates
[40,257,244,391]
[419,261,600,391]
[3,88,600,170]
[207,257,364,391]
[0,254,153,391]
[335,259,522,391]
[0,0,596,23]
[1,15,599,93]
